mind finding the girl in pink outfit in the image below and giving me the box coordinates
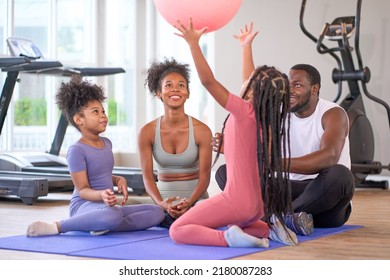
[169,20,296,247]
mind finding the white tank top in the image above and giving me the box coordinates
[289,98,351,180]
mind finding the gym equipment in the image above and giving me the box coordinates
[0,38,147,202]
[299,0,390,189]
[0,175,48,205]
[0,56,76,204]
[153,0,242,33]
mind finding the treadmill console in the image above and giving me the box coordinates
[7,37,44,59]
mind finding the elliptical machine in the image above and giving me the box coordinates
[299,0,390,189]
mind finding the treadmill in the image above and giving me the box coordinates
[0,56,76,204]
[0,38,148,198]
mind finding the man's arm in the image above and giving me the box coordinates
[288,107,349,174]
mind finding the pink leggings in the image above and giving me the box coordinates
[169,192,270,247]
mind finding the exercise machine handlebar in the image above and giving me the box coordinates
[299,0,343,103]
[300,0,390,129]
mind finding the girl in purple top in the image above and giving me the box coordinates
[169,20,297,247]
[26,76,164,236]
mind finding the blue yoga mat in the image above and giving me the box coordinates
[0,225,362,260]
[0,227,168,255]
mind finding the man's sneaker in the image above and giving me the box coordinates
[284,212,314,236]
[269,214,298,246]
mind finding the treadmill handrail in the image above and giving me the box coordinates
[70,67,125,76]
[11,66,126,77]
[0,57,30,68]
[1,60,63,72]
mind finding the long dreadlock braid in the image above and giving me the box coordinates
[252,65,291,227]
[213,65,292,230]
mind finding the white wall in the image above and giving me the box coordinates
[210,0,390,175]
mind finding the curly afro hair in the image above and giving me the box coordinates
[55,75,106,130]
[144,57,191,97]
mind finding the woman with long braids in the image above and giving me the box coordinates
[169,19,297,247]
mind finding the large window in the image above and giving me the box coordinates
[0,0,213,166]
[56,0,95,63]
[10,0,51,151]
[0,0,6,151]
[103,0,137,153]
[0,0,5,54]
[57,0,98,152]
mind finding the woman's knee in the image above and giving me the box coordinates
[98,206,123,229]
[169,221,183,244]
[148,205,165,224]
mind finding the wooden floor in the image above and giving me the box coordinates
[0,180,389,260]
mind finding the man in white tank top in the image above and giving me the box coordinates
[286,64,354,228]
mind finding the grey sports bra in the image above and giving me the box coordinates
[153,116,199,174]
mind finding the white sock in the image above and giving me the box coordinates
[90,230,110,236]
[26,221,59,236]
[269,214,298,246]
[224,225,269,248]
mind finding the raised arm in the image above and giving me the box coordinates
[233,22,259,82]
[174,18,230,107]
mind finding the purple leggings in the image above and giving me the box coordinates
[60,203,164,233]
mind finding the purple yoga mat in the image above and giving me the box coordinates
[0,227,168,255]
[0,225,362,259]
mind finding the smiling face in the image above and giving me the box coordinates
[157,72,189,107]
[289,69,319,117]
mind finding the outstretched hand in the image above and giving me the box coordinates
[233,22,259,47]
[173,17,208,44]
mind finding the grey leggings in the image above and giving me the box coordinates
[215,164,355,228]
[60,203,164,233]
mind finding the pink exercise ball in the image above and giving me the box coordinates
[153,0,243,33]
